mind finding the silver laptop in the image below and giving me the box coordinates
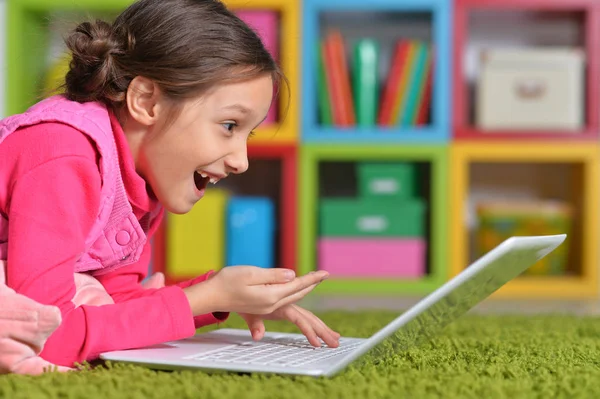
[100,234,566,377]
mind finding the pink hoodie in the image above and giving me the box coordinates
[0,96,227,374]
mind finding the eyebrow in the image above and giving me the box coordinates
[222,104,253,115]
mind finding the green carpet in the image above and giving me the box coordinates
[2,311,600,398]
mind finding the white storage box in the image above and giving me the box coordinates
[476,47,585,131]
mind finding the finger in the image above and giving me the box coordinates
[295,306,340,348]
[284,306,322,347]
[247,267,297,285]
[270,271,329,300]
[273,282,320,309]
[297,307,340,339]
[242,314,266,341]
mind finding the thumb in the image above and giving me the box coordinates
[242,313,266,341]
[142,272,165,289]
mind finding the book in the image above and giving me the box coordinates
[391,40,418,125]
[353,39,379,126]
[377,40,412,126]
[317,42,333,125]
[401,42,429,126]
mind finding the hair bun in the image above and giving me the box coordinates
[64,20,125,104]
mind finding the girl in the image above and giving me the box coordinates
[0,0,339,375]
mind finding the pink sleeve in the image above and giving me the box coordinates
[95,243,229,327]
[2,123,198,366]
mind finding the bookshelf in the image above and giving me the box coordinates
[4,0,600,298]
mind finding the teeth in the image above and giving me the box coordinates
[197,170,220,185]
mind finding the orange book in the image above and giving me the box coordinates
[327,30,355,126]
[322,35,344,125]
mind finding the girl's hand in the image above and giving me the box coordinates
[239,305,341,348]
[183,267,328,316]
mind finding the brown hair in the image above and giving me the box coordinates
[63,0,286,114]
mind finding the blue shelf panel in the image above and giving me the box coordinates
[302,0,452,144]
[303,127,446,143]
[304,0,449,10]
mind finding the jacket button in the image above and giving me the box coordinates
[116,231,131,246]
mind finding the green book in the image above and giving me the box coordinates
[317,42,332,126]
[352,39,379,126]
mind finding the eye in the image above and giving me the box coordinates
[221,122,237,133]
[248,130,256,139]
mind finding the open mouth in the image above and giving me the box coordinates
[194,171,210,193]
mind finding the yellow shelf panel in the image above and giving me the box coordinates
[491,276,597,299]
[450,142,600,299]
[452,141,600,162]
[249,124,295,145]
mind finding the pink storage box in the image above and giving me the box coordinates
[318,238,426,278]
[235,10,279,125]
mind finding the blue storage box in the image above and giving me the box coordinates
[226,197,275,268]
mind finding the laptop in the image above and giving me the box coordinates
[100,234,566,377]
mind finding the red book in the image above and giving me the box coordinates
[416,53,434,126]
[378,40,411,126]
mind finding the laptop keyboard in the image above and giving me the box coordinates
[185,336,362,367]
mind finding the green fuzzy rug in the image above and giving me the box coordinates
[2,311,600,399]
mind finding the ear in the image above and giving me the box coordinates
[125,76,163,126]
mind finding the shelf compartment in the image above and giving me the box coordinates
[452,0,599,140]
[450,142,599,298]
[7,0,299,145]
[152,144,297,285]
[299,143,449,295]
[302,0,451,143]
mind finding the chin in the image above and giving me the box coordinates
[157,192,195,215]
[152,181,198,215]
[165,200,195,215]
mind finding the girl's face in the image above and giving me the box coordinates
[130,74,273,214]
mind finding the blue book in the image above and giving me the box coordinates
[226,197,275,268]
[400,42,429,126]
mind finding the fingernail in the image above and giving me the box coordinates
[284,270,295,281]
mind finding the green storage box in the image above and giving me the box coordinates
[357,162,417,199]
[319,198,426,237]
[476,201,572,276]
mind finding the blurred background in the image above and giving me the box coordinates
[1,0,599,312]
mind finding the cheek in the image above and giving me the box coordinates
[138,138,179,184]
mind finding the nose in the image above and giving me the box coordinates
[225,144,249,175]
